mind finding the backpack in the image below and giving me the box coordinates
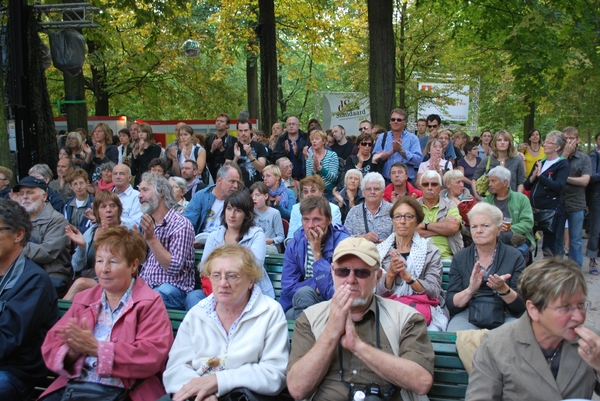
[179,145,214,185]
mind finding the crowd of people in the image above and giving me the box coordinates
[1,110,600,400]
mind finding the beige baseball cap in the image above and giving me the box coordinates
[332,237,380,267]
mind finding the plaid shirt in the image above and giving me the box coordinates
[140,208,195,292]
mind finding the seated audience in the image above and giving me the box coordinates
[285,175,342,243]
[345,172,393,243]
[376,196,446,331]
[161,245,288,401]
[111,164,143,229]
[446,203,526,331]
[184,164,240,236]
[276,156,300,200]
[0,166,13,199]
[262,164,296,220]
[63,191,124,300]
[383,162,422,203]
[281,196,350,319]
[332,168,364,223]
[49,158,74,201]
[148,158,168,177]
[251,182,285,254]
[287,237,435,400]
[16,176,72,296]
[29,163,64,212]
[0,199,58,400]
[417,139,453,186]
[62,169,94,234]
[180,159,206,201]
[467,258,600,400]
[342,131,380,176]
[168,176,189,214]
[185,190,275,311]
[40,227,173,401]
[66,131,85,168]
[484,166,534,258]
[138,173,195,310]
[95,161,115,195]
[417,171,463,260]
[442,169,477,245]
[456,141,481,195]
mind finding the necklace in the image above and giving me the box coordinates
[542,345,561,368]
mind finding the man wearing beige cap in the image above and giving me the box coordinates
[287,237,435,401]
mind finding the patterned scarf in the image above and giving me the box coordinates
[269,181,289,209]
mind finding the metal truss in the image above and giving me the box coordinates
[32,3,100,30]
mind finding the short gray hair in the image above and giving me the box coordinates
[169,176,187,194]
[100,161,116,172]
[467,203,503,228]
[442,169,464,186]
[141,172,177,209]
[29,164,53,181]
[420,170,442,186]
[361,172,385,192]
[546,130,566,154]
[344,169,362,185]
[488,166,511,183]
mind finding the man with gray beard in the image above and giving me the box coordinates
[14,176,72,296]
[287,237,435,401]
[137,173,195,310]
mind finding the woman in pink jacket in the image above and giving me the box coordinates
[39,227,173,401]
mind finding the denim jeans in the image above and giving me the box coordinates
[587,192,600,259]
[285,286,323,320]
[152,283,187,310]
[184,289,207,311]
[555,210,584,267]
[0,370,33,400]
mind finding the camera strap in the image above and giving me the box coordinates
[337,299,397,399]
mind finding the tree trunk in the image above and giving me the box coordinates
[258,0,278,134]
[247,49,259,120]
[87,40,110,116]
[397,1,407,110]
[523,98,535,140]
[368,0,396,128]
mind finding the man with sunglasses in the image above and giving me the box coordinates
[417,170,463,260]
[281,196,349,319]
[421,114,457,162]
[372,109,422,185]
[359,120,373,135]
[287,237,434,401]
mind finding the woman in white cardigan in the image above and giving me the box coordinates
[162,244,288,401]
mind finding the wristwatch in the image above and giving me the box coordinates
[425,222,429,230]
[406,277,416,285]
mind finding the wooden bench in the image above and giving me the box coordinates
[48,255,467,401]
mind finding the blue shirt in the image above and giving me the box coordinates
[373,130,423,180]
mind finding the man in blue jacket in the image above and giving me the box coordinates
[281,196,350,319]
[0,199,58,400]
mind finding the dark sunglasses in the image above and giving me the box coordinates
[390,118,405,123]
[427,124,439,129]
[334,267,376,279]
[359,127,370,131]
[360,142,373,147]
[422,182,440,187]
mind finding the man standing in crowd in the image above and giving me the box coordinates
[184,164,240,235]
[281,196,350,319]
[15,176,72,296]
[416,118,428,151]
[225,120,267,188]
[138,173,195,310]
[129,121,139,143]
[271,116,309,180]
[180,159,206,201]
[372,108,422,184]
[331,125,355,160]
[48,158,74,201]
[0,199,58,400]
[417,171,462,260]
[359,120,372,135]
[286,237,434,401]
[205,113,237,181]
[111,164,142,229]
[555,126,591,267]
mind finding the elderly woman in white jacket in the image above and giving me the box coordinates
[161,244,288,401]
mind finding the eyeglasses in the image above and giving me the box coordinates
[208,273,241,283]
[544,141,556,146]
[421,182,440,187]
[427,124,439,129]
[359,127,370,131]
[360,142,373,147]
[333,267,378,279]
[547,301,590,315]
[392,214,415,222]
[364,186,382,192]
[390,118,405,123]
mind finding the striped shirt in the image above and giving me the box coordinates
[306,150,339,190]
[140,208,196,292]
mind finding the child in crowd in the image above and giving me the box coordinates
[250,182,285,254]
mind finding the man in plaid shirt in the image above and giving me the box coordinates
[138,173,195,310]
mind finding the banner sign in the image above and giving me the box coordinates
[418,83,469,122]
[322,92,370,135]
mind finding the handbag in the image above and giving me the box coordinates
[389,294,440,325]
[60,379,141,401]
[475,156,492,196]
[532,207,557,233]
[468,293,505,329]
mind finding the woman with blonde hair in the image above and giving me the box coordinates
[81,123,119,184]
[262,164,296,220]
[472,130,526,200]
[305,129,339,201]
